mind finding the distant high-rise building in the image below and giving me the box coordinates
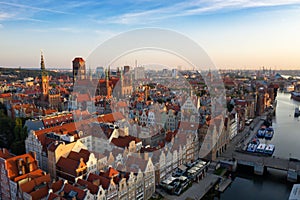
[172,69,178,78]
[72,57,86,84]
[134,66,145,80]
[124,65,130,73]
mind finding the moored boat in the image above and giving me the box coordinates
[257,127,266,138]
[247,138,260,153]
[256,143,266,153]
[291,92,300,101]
[265,127,274,139]
[291,84,300,102]
[264,144,275,155]
[247,143,257,153]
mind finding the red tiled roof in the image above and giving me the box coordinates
[0,148,13,159]
[14,169,44,183]
[68,149,90,163]
[103,167,119,178]
[29,185,49,200]
[5,153,38,180]
[51,179,64,193]
[56,157,80,176]
[111,136,141,148]
[63,183,86,200]
[20,173,51,193]
[97,112,125,123]
[76,179,99,194]
[0,93,12,98]
[48,192,66,200]
[87,173,111,190]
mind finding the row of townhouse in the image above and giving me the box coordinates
[25,132,156,200]
[0,146,153,200]
[0,148,52,200]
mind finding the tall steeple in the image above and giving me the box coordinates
[40,51,49,99]
[106,67,111,97]
[41,51,45,70]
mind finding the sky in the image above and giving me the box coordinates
[0,0,300,70]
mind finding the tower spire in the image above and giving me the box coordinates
[40,51,49,100]
[41,50,45,70]
[106,67,110,97]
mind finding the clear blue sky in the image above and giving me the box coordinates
[1,0,300,69]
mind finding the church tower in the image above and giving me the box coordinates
[106,67,111,97]
[41,51,49,100]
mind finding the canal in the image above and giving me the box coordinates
[204,92,300,199]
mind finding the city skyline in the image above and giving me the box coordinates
[1,0,300,69]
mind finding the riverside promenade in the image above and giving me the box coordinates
[218,110,300,182]
[156,173,220,200]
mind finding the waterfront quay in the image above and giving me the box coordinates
[218,108,300,182]
[156,173,220,200]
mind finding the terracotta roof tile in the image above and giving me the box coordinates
[63,183,86,200]
[97,112,125,123]
[76,178,99,194]
[29,185,49,200]
[13,169,45,183]
[0,93,12,98]
[87,173,113,190]
[68,150,90,163]
[0,148,13,159]
[20,173,51,193]
[48,192,66,200]
[56,157,80,176]
[111,136,141,148]
[5,153,39,180]
[103,167,119,178]
[51,179,64,193]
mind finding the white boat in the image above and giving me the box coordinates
[247,143,257,153]
[264,144,275,155]
[256,143,266,153]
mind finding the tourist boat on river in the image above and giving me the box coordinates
[264,127,274,139]
[257,127,266,138]
[264,144,275,155]
[247,143,257,153]
[247,138,260,153]
[256,143,266,153]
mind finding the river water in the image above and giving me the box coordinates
[206,92,300,200]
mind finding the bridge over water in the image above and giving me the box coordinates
[231,152,300,182]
